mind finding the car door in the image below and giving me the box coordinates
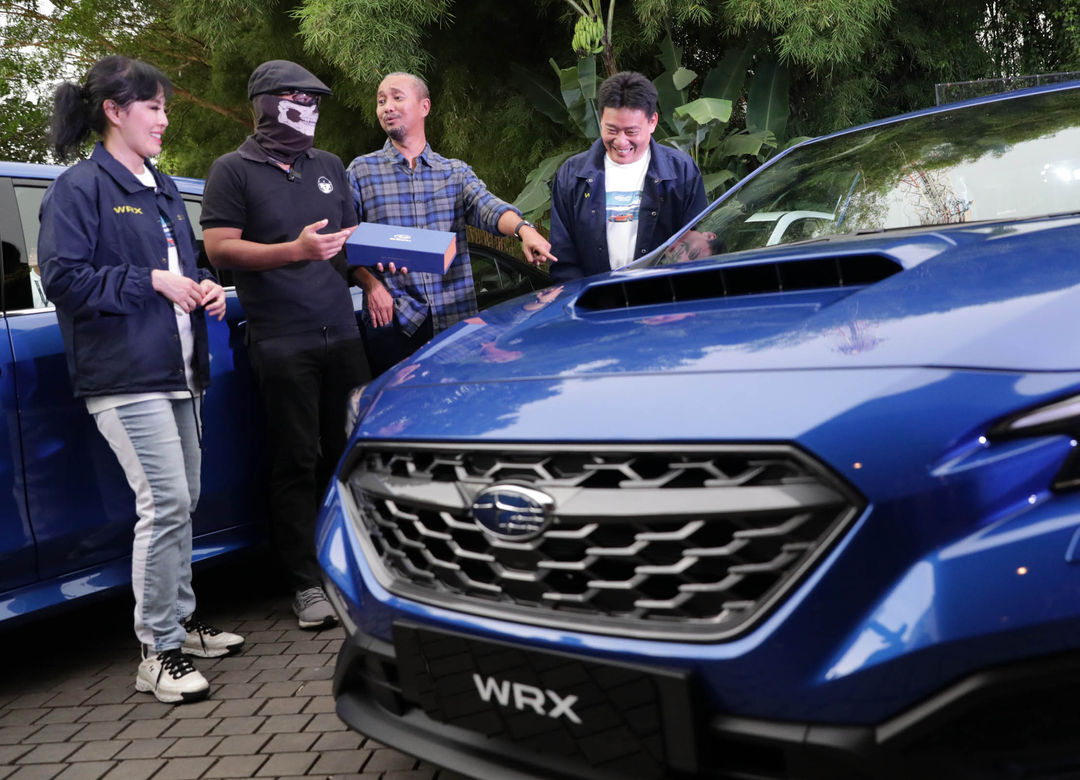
[0,175,36,600]
[172,188,267,539]
[0,166,268,624]
[3,172,139,586]
[3,172,268,589]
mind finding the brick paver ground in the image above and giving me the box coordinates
[0,549,474,780]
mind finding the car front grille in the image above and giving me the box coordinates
[342,443,863,641]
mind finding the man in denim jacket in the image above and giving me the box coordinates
[549,72,707,282]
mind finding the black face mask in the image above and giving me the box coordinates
[252,94,319,163]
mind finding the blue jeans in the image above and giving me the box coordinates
[92,397,202,651]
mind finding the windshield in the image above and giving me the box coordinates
[654,86,1080,266]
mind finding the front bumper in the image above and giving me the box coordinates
[329,617,1080,780]
[332,621,697,780]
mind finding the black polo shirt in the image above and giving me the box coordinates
[201,137,359,341]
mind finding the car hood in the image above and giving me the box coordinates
[389,217,1080,389]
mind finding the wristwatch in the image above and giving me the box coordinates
[513,219,535,239]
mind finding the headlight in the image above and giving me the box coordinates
[989,392,1080,491]
[989,392,1080,440]
[345,381,373,439]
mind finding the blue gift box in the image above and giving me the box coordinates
[345,222,457,275]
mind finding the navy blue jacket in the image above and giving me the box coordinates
[39,143,212,397]
[549,138,707,282]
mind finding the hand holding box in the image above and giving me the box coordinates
[345,222,457,275]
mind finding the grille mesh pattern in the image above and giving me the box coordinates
[345,445,862,640]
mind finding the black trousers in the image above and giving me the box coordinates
[249,329,370,590]
[360,314,434,377]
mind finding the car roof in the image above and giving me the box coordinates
[0,161,68,179]
[0,160,205,196]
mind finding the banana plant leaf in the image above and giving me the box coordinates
[721,130,774,158]
[660,126,709,158]
[672,66,697,91]
[552,57,599,140]
[510,63,573,129]
[703,169,737,194]
[702,47,753,103]
[513,149,578,216]
[701,121,731,151]
[673,97,732,127]
[746,60,790,142]
[656,33,682,74]
[653,34,692,135]
[577,55,598,101]
[660,132,695,156]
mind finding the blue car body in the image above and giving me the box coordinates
[0,163,266,624]
[319,83,1080,778]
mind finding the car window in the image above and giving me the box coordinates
[499,264,529,288]
[471,252,504,294]
[656,86,1080,265]
[182,197,203,245]
[13,183,46,310]
[8,184,229,310]
[181,196,232,287]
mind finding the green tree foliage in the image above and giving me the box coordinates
[723,0,893,69]
[292,0,452,89]
[631,0,1080,135]
[0,0,257,172]
[0,0,569,195]
[0,55,52,164]
[5,0,1080,196]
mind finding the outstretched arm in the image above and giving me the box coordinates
[495,211,558,266]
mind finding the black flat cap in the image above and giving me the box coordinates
[247,60,331,100]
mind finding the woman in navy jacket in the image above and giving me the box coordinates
[39,55,243,704]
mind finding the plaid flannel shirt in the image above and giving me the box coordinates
[347,141,518,336]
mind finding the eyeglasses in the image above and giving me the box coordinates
[274,90,321,107]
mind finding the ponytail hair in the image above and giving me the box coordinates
[50,55,173,162]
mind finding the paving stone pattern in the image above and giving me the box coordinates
[0,550,475,780]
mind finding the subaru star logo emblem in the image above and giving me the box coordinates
[471,484,554,541]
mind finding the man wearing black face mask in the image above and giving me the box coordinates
[201,60,370,630]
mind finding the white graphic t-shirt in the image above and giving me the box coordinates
[604,148,650,270]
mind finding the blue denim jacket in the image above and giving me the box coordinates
[549,138,707,282]
[39,143,212,397]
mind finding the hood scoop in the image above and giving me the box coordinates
[575,254,903,311]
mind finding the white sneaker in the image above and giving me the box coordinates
[293,586,339,630]
[181,615,245,658]
[136,647,210,704]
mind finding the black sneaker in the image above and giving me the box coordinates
[181,615,245,658]
[135,647,210,704]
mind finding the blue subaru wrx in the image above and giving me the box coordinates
[317,82,1080,779]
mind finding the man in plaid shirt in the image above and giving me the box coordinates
[348,72,556,375]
